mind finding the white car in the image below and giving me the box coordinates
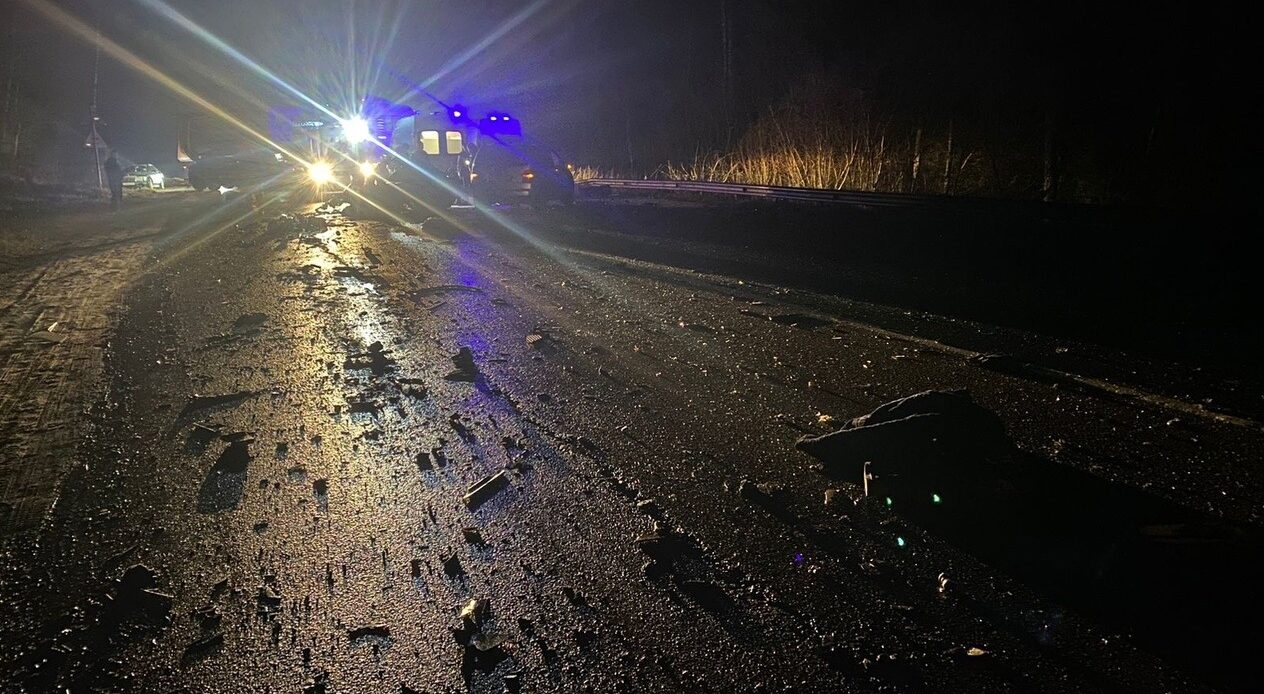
[123,164,165,189]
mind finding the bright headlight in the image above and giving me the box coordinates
[358,161,376,178]
[341,117,371,144]
[308,161,334,184]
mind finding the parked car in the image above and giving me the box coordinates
[123,164,165,189]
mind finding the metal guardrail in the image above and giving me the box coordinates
[580,178,952,208]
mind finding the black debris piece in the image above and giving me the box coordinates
[794,390,1008,482]
[345,341,395,376]
[444,346,479,382]
[348,625,391,641]
[183,631,224,660]
[463,471,509,509]
[442,553,465,577]
[178,391,259,420]
[214,439,253,474]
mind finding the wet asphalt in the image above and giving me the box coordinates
[1,191,1261,692]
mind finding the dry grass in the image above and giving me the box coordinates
[656,74,1001,195]
[569,165,607,184]
[662,106,892,191]
[659,77,892,191]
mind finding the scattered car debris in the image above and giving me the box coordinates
[348,399,381,414]
[344,341,395,376]
[561,586,589,608]
[182,631,224,660]
[214,438,253,474]
[794,390,1009,483]
[442,553,465,577]
[178,391,260,420]
[452,596,509,680]
[256,586,283,618]
[348,625,391,642]
[458,598,488,622]
[768,313,833,330]
[463,471,509,509]
[636,522,687,569]
[411,284,483,296]
[444,346,479,381]
[230,312,268,334]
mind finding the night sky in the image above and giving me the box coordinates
[3,0,1257,202]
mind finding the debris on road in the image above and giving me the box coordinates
[463,471,509,509]
[344,340,395,376]
[453,596,509,679]
[214,437,253,473]
[461,527,486,545]
[411,284,483,297]
[794,390,1009,480]
[442,553,465,577]
[183,631,224,660]
[458,598,488,622]
[445,346,479,381]
[348,625,391,642]
[768,313,833,330]
[266,212,326,236]
[111,564,173,625]
[178,391,260,420]
[230,312,268,334]
[636,522,693,579]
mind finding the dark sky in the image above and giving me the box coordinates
[4,0,1258,195]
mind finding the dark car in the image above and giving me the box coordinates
[468,139,574,205]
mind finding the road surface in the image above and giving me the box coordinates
[1,190,1260,692]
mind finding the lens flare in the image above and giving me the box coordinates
[342,117,371,144]
[358,161,376,178]
[309,161,334,184]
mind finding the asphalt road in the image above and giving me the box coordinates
[1,190,1261,692]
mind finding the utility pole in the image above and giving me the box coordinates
[720,0,733,145]
[1041,112,1056,202]
[89,25,103,189]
